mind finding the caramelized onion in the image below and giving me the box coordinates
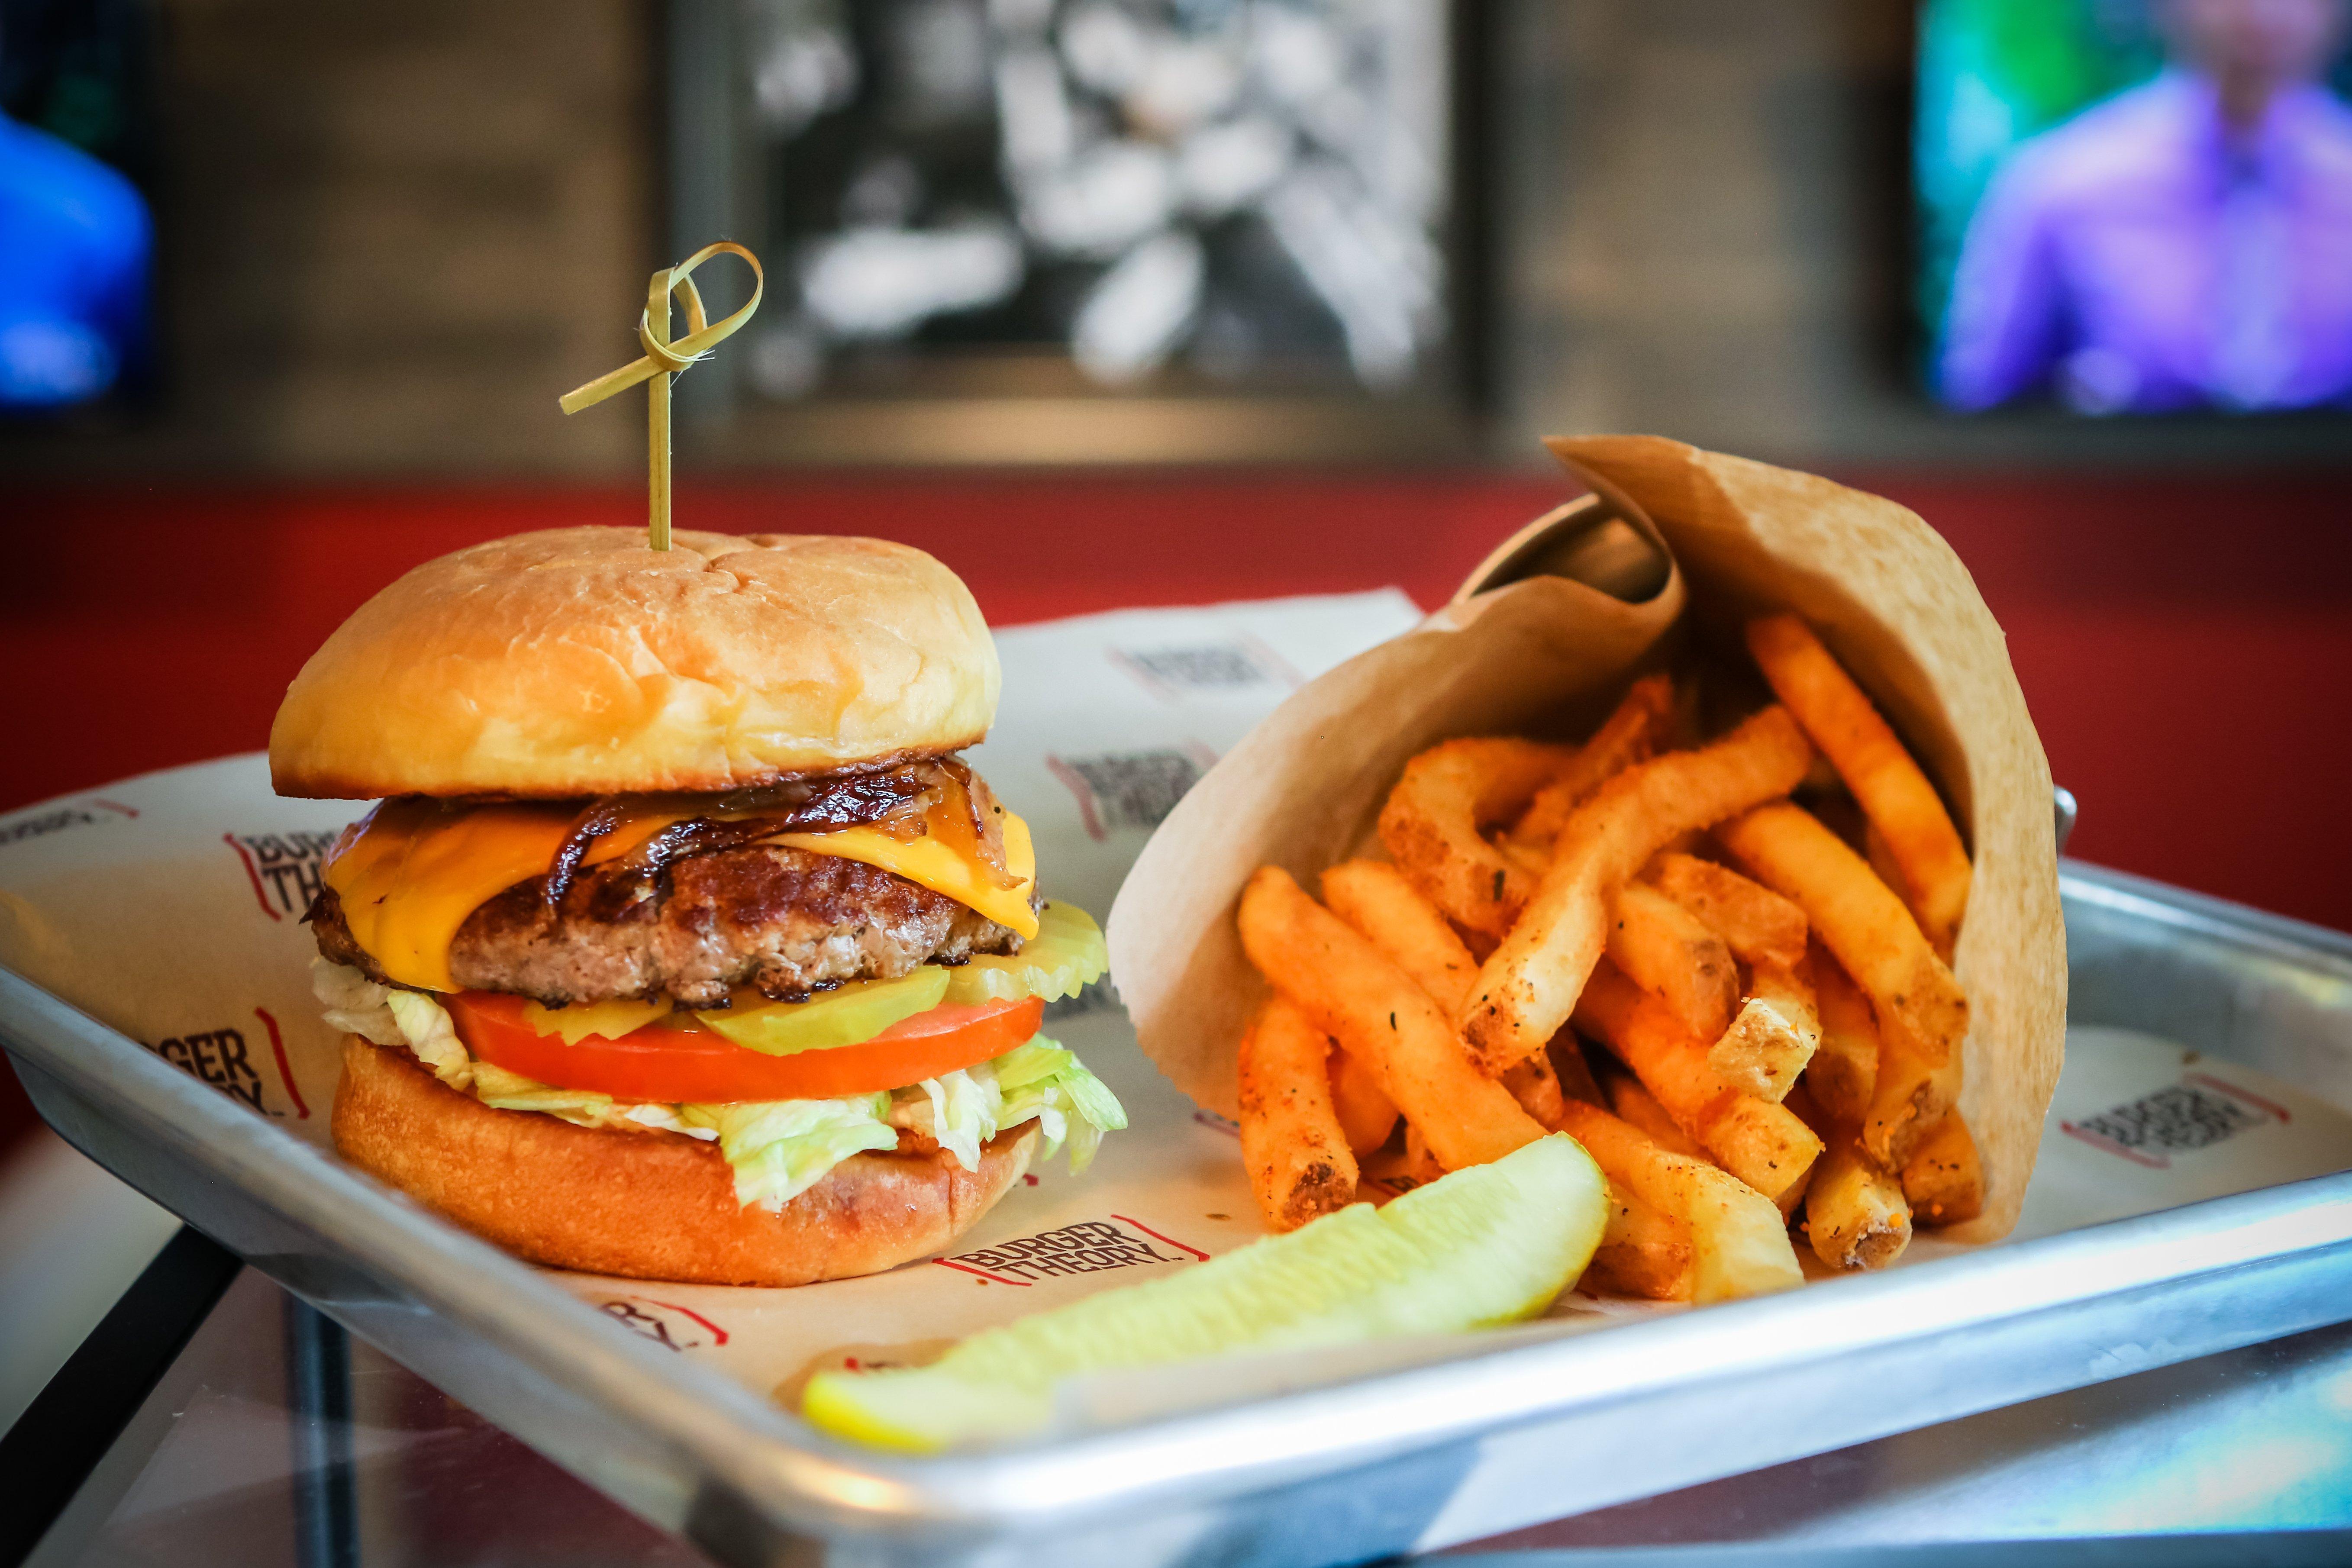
[939,758,1021,890]
[542,797,627,910]
[542,765,942,899]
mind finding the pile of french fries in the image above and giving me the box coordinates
[1234,615,1985,1303]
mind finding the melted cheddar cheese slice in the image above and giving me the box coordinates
[770,813,1038,939]
[326,798,1038,992]
[325,800,691,992]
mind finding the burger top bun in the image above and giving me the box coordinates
[270,528,1000,799]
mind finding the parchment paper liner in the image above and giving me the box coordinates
[1108,436,2065,1244]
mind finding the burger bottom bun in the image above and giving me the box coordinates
[332,1037,1037,1286]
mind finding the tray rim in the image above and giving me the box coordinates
[2059,858,2352,973]
[4,857,2350,1549]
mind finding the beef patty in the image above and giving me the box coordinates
[311,843,1027,1008]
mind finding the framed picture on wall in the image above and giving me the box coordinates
[666,0,1492,464]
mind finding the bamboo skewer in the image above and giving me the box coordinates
[560,241,764,550]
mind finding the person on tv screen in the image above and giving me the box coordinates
[0,92,150,410]
[1938,0,2352,413]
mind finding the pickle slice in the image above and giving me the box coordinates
[802,1132,1608,1451]
[697,968,950,1057]
[519,994,676,1045]
[942,900,1108,1007]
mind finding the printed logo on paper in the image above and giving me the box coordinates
[935,1215,1207,1286]
[600,1297,729,1352]
[223,829,342,920]
[1108,637,1300,701]
[0,797,136,849]
[2062,1071,2291,1169]
[149,1007,308,1118]
[1046,745,1217,840]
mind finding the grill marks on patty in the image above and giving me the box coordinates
[310,843,1026,1008]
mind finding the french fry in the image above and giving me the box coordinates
[1554,1100,1804,1303]
[1607,881,1739,1040]
[1509,674,1674,853]
[1364,1128,1449,1189]
[1746,615,1971,954]
[1649,829,1706,860]
[1772,1148,1816,1219]
[1786,1078,1907,1264]
[1502,1049,1568,1130]
[1704,960,1819,1103]
[1705,1100,1820,1210]
[1572,961,1824,1206]
[1236,999,1359,1232]
[1580,1180,1697,1301]
[1328,1046,1401,1156]
[1500,840,1550,879]
[1777,1082,1823,1219]
[1861,997,1964,1170]
[1376,738,1585,939]
[1604,1074,1708,1160]
[1862,816,1956,963]
[1863,820,1904,905]
[1320,860,1474,1151]
[1902,1110,1986,1226]
[1321,859,1479,1014]
[1549,1028,1609,1108]
[1404,1121,1445,1181]
[1237,867,1545,1171]
[1646,852,1809,971]
[1804,1128,1913,1271]
[1361,1125,1446,1193]
[1806,948,1880,1126]
[1461,707,1816,1073]
[1714,801,1968,1069]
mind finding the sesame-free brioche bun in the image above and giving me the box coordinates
[270,527,1000,799]
[333,1039,1037,1286]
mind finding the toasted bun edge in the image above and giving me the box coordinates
[271,528,1000,799]
[332,1037,1036,1286]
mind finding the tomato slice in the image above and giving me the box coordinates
[447,990,1046,1103]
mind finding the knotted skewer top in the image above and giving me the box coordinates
[560,241,764,551]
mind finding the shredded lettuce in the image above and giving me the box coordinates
[384,990,474,1091]
[312,961,1125,1208]
[471,1060,624,1124]
[678,1096,899,1210]
[901,1066,1005,1172]
[620,1103,718,1140]
[993,1036,1128,1174]
[889,1041,1127,1178]
[311,957,409,1049]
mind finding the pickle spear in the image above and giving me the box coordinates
[802,1132,1608,1451]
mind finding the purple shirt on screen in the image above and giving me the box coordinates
[1939,70,2352,412]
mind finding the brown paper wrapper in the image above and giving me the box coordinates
[1107,436,2065,1244]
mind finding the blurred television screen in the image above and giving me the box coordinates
[1916,0,2352,416]
[720,0,1458,405]
[0,0,155,416]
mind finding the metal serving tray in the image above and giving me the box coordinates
[6,859,2350,1568]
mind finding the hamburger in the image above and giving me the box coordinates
[271,528,1122,1286]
